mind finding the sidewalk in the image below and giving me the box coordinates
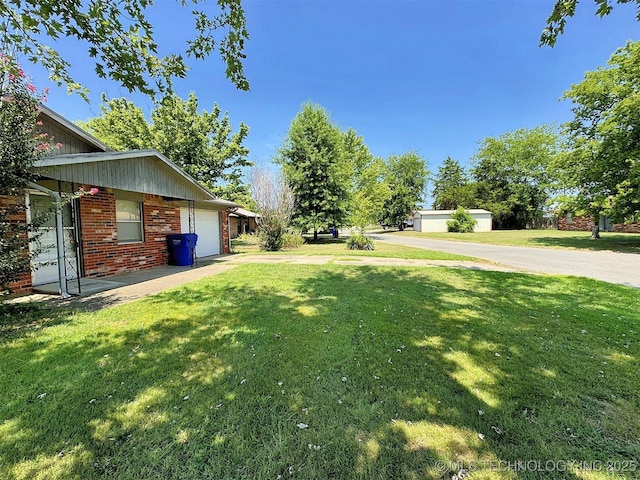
[6,254,518,311]
[7,256,238,311]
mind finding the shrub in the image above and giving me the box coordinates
[282,232,305,249]
[257,218,286,251]
[447,206,477,233]
[347,232,375,250]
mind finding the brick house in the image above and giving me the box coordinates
[228,207,259,238]
[558,213,640,233]
[3,105,237,296]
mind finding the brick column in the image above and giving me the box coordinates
[221,210,230,254]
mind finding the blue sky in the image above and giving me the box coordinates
[30,0,640,188]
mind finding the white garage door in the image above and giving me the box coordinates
[180,207,221,257]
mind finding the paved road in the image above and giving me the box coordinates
[371,233,640,289]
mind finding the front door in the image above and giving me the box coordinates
[28,192,79,286]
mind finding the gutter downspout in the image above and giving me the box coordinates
[26,181,70,298]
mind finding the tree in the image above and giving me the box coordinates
[0,0,249,97]
[81,94,252,203]
[381,152,428,230]
[472,126,562,229]
[342,129,390,231]
[431,157,473,210]
[275,103,349,241]
[250,166,294,251]
[80,96,154,151]
[0,56,57,292]
[562,40,640,228]
[540,0,640,47]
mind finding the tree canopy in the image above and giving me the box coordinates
[342,129,390,231]
[471,126,562,229]
[0,0,249,97]
[381,152,428,230]
[540,0,640,46]
[82,94,251,203]
[275,103,349,239]
[431,157,473,210]
[562,40,640,223]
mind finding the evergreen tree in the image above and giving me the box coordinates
[431,157,471,210]
[275,103,349,240]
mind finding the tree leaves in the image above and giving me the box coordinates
[81,93,251,201]
[562,40,640,223]
[0,0,249,98]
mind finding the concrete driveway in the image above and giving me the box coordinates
[371,233,640,289]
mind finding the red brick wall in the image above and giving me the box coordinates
[79,189,181,278]
[2,194,33,294]
[558,214,640,233]
[611,222,640,233]
[221,211,230,254]
[557,214,594,231]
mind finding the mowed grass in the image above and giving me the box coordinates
[393,229,640,254]
[232,234,476,261]
[1,264,639,479]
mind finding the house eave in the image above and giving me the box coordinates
[38,104,112,153]
[34,150,217,201]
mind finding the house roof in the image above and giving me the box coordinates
[415,209,492,215]
[33,106,240,207]
[38,104,112,153]
[229,207,258,218]
[35,150,220,202]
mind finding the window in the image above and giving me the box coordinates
[116,199,143,243]
[566,213,573,224]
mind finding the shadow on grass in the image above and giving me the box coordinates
[302,234,347,245]
[0,265,638,479]
[528,233,640,253]
[0,302,78,342]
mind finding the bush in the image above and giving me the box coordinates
[257,218,286,251]
[281,232,305,249]
[447,207,477,233]
[347,232,375,250]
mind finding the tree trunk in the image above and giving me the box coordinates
[590,224,601,239]
[398,223,404,231]
[313,229,318,241]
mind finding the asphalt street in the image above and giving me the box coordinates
[371,233,640,289]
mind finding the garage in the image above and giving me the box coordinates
[180,206,221,257]
[413,209,493,233]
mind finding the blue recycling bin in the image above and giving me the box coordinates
[167,233,198,266]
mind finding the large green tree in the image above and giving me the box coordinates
[342,129,390,231]
[472,125,562,229]
[541,0,640,47]
[431,157,473,210]
[82,94,251,203]
[562,40,640,225]
[381,152,428,230]
[0,0,249,97]
[275,103,349,240]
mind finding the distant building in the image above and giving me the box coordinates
[413,209,492,233]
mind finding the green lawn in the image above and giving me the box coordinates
[232,234,477,261]
[393,229,640,253]
[1,264,639,479]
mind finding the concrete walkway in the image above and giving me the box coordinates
[371,233,640,289]
[7,253,516,310]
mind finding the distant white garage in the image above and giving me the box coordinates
[413,209,492,233]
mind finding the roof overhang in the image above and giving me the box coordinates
[34,149,217,201]
[38,104,111,152]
